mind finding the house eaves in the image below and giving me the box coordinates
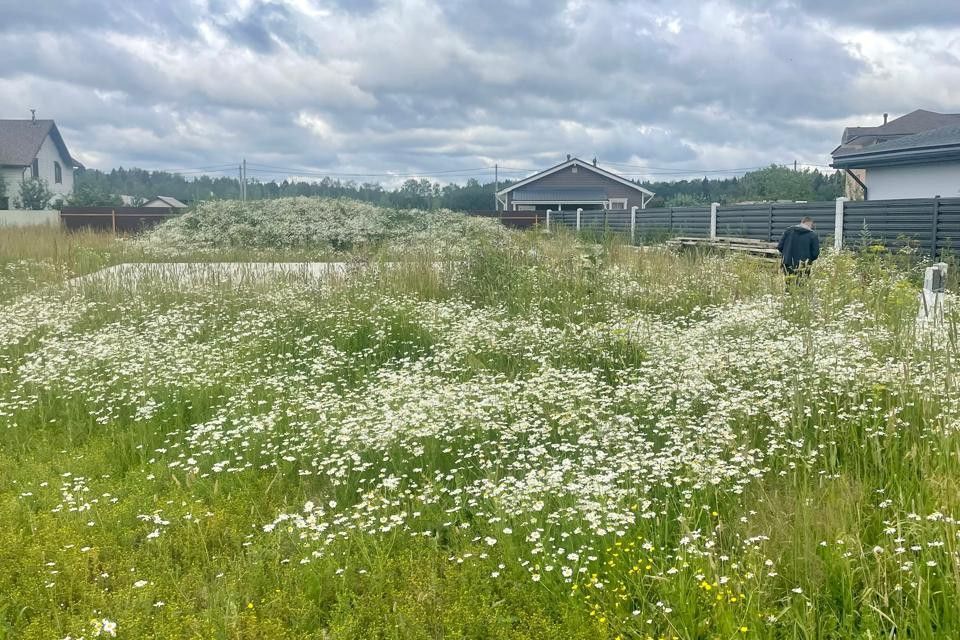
[832,123,960,168]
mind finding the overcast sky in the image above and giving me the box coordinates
[3,0,960,184]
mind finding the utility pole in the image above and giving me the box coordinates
[494,163,498,212]
[242,158,247,202]
[239,163,243,201]
[794,159,798,172]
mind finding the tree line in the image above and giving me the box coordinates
[61,164,844,211]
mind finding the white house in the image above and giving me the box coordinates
[0,117,81,208]
[832,123,960,200]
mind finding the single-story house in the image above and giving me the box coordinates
[144,196,188,208]
[0,116,82,208]
[496,156,654,212]
[831,109,960,200]
[832,123,960,200]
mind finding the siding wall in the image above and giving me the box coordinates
[505,164,645,210]
[866,162,960,200]
[35,134,74,200]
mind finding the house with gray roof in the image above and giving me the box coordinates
[495,156,654,212]
[831,109,960,200]
[0,117,82,208]
[832,122,960,200]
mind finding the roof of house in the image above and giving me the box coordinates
[0,119,79,168]
[148,196,188,208]
[496,157,655,198]
[832,123,960,168]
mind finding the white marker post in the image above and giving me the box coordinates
[546,209,551,233]
[630,206,638,244]
[576,208,582,232]
[918,262,948,326]
[709,202,719,240]
[834,197,846,251]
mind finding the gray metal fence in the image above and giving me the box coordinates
[630,197,960,257]
[715,202,836,241]
[481,197,960,257]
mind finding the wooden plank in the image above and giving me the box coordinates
[666,236,780,258]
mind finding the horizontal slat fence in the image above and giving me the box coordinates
[473,197,960,257]
[60,207,182,233]
[715,202,836,241]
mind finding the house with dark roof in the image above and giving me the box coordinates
[495,156,654,212]
[831,109,960,200]
[0,116,82,208]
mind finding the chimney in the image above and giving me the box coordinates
[883,113,888,125]
[566,154,571,161]
[592,157,597,166]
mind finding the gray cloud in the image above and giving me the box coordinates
[1,0,958,182]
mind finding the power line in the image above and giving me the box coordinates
[245,163,494,178]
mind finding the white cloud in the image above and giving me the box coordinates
[0,0,956,181]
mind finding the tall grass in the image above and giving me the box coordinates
[0,227,958,639]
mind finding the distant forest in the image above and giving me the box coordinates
[71,164,844,210]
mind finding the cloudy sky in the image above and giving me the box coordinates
[3,0,960,184]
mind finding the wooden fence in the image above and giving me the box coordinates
[60,207,182,233]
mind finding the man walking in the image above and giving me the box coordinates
[777,216,820,277]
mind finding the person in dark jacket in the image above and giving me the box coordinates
[777,216,820,276]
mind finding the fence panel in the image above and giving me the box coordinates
[844,200,936,252]
[715,204,772,240]
[60,207,182,233]
[0,210,60,227]
[938,200,960,255]
[667,206,711,237]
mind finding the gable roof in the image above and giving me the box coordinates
[832,123,960,168]
[148,196,188,208]
[496,158,655,198]
[0,119,79,167]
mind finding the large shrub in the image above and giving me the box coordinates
[141,197,512,254]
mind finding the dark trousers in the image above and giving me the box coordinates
[781,262,811,280]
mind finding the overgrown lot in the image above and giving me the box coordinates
[1,222,959,639]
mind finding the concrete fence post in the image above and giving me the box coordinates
[709,202,719,240]
[834,197,846,251]
[576,207,582,232]
[546,209,551,233]
[630,206,638,244]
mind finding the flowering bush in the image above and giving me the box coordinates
[140,196,512,255]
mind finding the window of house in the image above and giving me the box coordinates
[54,162,62,184]
[608,198,627,210]
[31,159,39,179]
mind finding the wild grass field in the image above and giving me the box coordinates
[1,206,959,639]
